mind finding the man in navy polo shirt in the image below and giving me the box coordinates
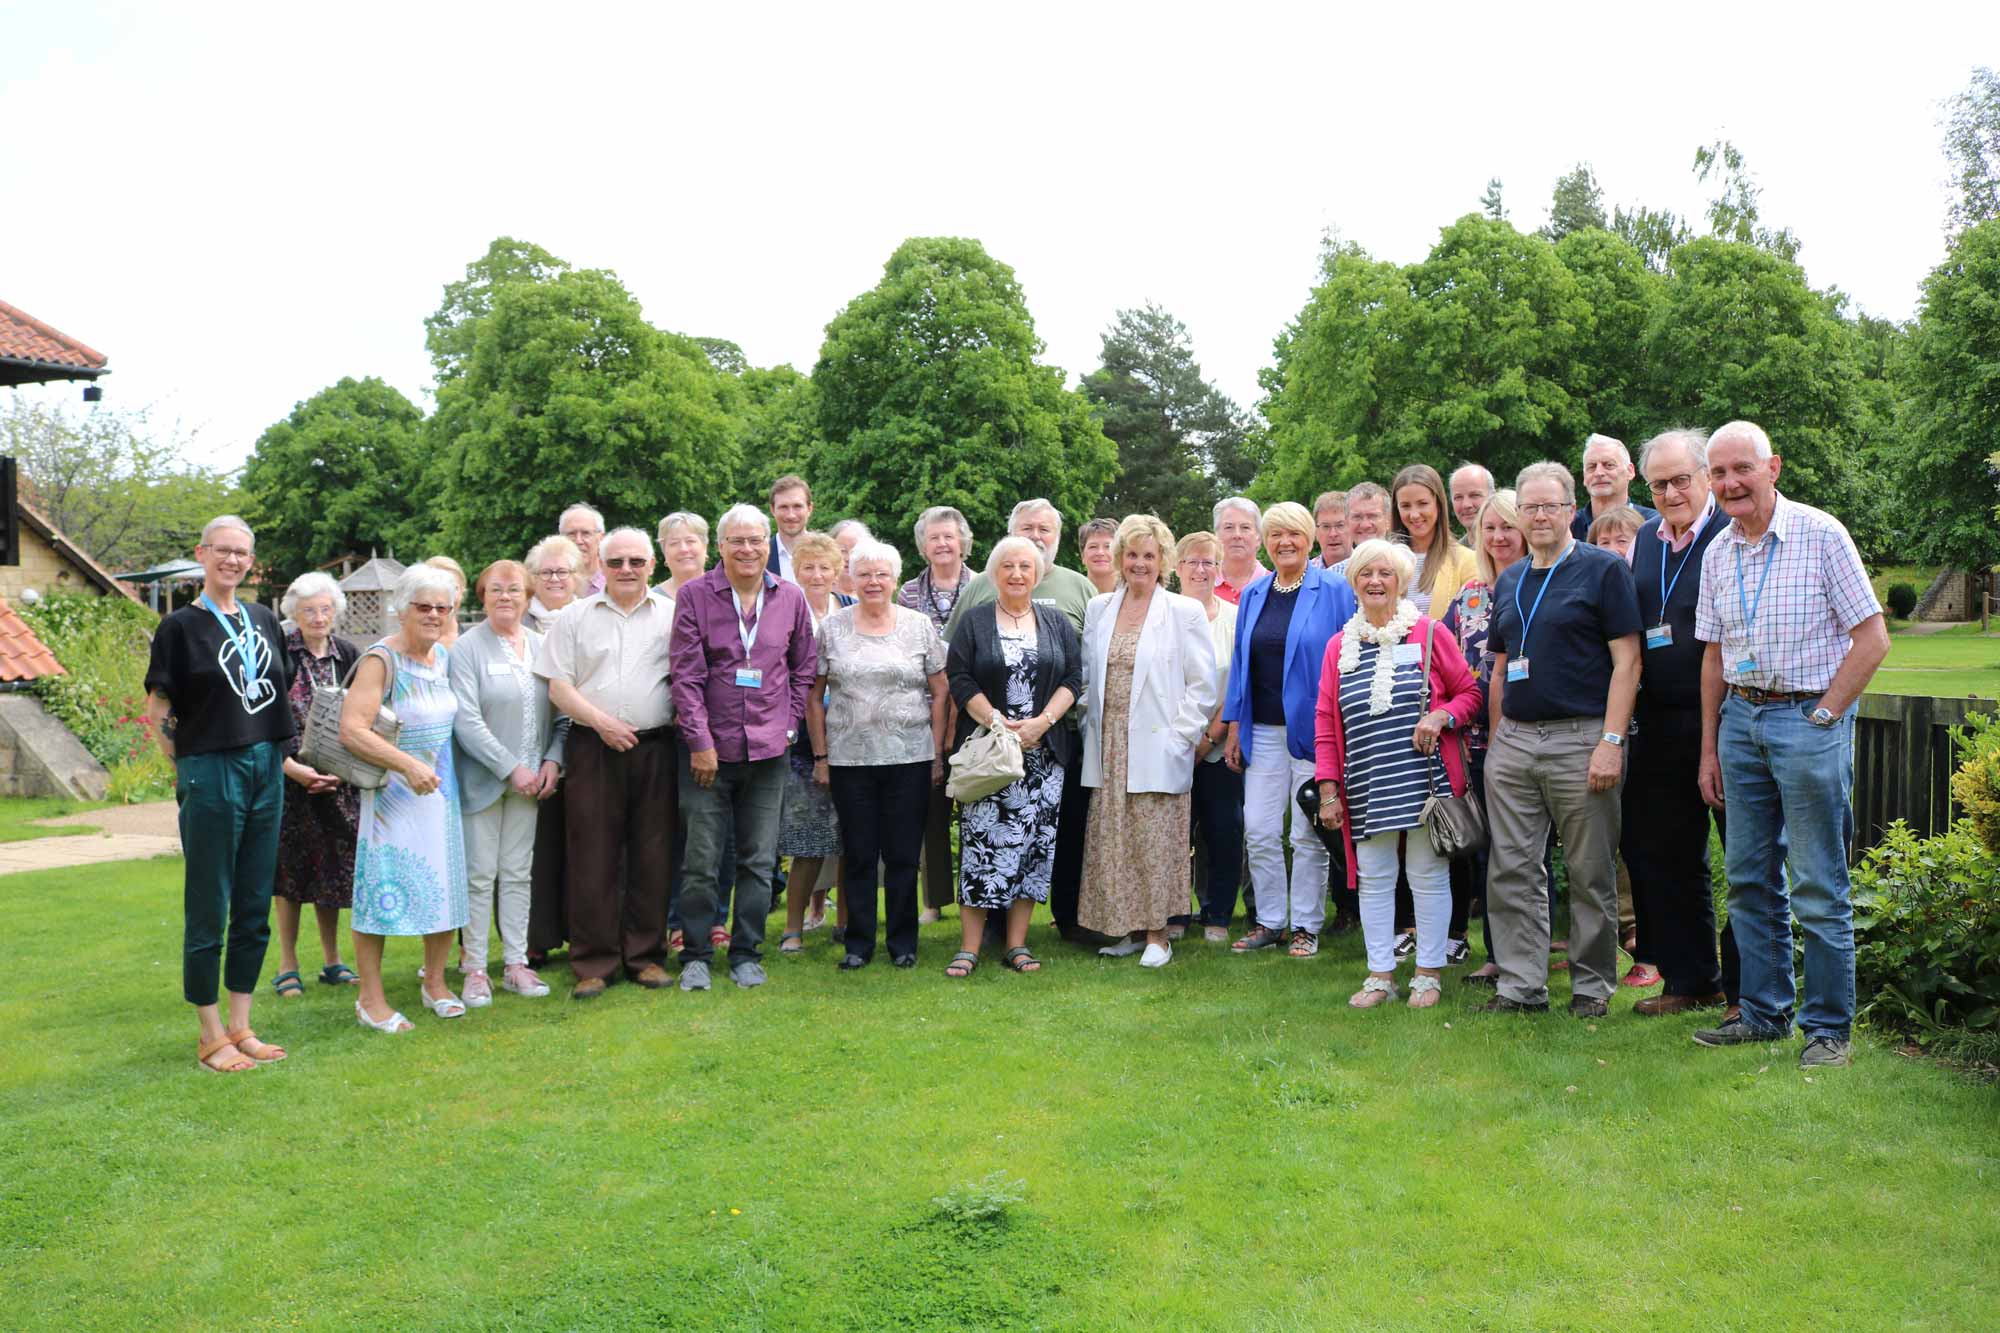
[1623,429,1729,1016]
[1482,461,1643,1016]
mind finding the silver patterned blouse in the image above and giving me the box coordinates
[819,604,947,767]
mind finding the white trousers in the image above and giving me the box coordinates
[1243,723,1328,934]
[1355,828,1451,972]
[463,791,538,970]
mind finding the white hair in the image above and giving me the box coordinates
[829,519,872,543]
[525,534,586,576]
[1638,427,1711,478]
[1449,463,1495,491]
[1213,496,1261,528]
[601,526,654,560]
[200,514,254,547]
[1515,460,1577,503]
[281,571,345,621]
[389,563,461,616]
[1008,497,1062,534]
[559,503,605,533]
[1581,433,1630,465]
[848,538,903,582]
[1709,420,1773,461]
[1344,538,1417,595]
[716,503,772,541]
[985,534,1047,584]
[913,505,974,556]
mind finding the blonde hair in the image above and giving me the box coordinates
[423,555,468,596]
[1110,514,1175,583]
[1344,538,1416,597]
[790,530,841,574]
[1259,501,1315,545]
[1473,490,1526,587]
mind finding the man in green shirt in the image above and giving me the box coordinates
[945,497,1096,637]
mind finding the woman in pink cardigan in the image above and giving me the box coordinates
[1312,539,1483,1009]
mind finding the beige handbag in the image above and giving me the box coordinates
[298,645,401,790]
[946,720,1026,804]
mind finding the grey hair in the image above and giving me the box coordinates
[657,510,709,546]
[200,514,254,547]
[1515,460,1577,503]
[281,571,345,621]
[1213,496,1261,528]
[829,519,873,543]
[1449,463,1495,491]
[601,526,655,561]
[389,562,461,616]
[1709,420,1773,461]
[848,538,903,582]
[913,505,974,556]
[716,503,772,541]
[525,534,586,577]
[985,534,1047,585]
[1638,427,1711,478]
[1581,433,1630,464]
[1345,482,1389,509]
[558,503,605,534]
[1008,497,1062,535]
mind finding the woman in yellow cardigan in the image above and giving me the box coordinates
[1390,464,1478,615]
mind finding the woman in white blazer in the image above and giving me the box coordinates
[1076,514,1218,967]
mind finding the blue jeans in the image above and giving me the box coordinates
[1718,696,1857,1040]
[676,756,786,966]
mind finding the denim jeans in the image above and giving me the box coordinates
[1718,696,1857,1040]
[677,756,786,966]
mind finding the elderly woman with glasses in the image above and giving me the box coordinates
[900,504,975,924]
[145,515,296,1072]
[269,571,364,1001]
[521,533,584,964]
[1174,531,1243,943]
[341,563,471,1032]
[523,534,586,634]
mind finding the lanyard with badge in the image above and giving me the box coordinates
[1506,540,1574,683]
[1648,530,1701,651]
[1732,540,1777,676]
[201,595,275,706]
[734,585,765,689]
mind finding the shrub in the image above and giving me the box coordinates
[1886,582,1919,619]
[1851,819,2000,1041]
[1950,710,2000,857]
[930,1172,1026,1226]
[18,593,166,794]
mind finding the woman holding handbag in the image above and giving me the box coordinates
[944,536,1082,977]
[1312,539,1482,1010]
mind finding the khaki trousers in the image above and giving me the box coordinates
[1484,716,1625,1005]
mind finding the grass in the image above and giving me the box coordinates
[3,857,1998,1329]
[1872,622,2000,700]
[0,796,106,841]
[1869,564,1937,611]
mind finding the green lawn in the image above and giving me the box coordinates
[1872,623,2000,700]
[3,856,1997,1330]
[0,796,106,841]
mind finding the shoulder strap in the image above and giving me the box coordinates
[1418,618,1434,709]
[345,643,398,698]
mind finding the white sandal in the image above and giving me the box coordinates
[421,989,467,1019]
[1349,975,1399,1008]
[1407,974,1443,1009]
[355,1000,413,1033]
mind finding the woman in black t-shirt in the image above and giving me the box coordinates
[143,516,296,1074]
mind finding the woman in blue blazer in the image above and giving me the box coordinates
[1221,501,1358,957]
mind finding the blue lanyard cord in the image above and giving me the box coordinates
[200,596,261,674]
[1511,539,1575,656]
[1733,541,1777,634]
[1660,533,1700,611]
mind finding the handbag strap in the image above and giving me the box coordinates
[1415,619,1475,783]
[343,643,398,700]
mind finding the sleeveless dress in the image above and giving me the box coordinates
[350,646,469,936]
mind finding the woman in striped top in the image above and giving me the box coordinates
[1312,540,1483,1010]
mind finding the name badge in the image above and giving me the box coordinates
[1736,655,1757,675]
[1645,624,1673,650]
[486,662,514,676]
[1393,642,1422,666]
[1506,657,1530,683]
[734,667,764,688]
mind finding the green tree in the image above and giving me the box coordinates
[432,267,741,566]
[729,364,823,504]
[1541,163,1606,241]
[1694,140,1800,261]
[239,377,430,582]
[812,237,1116,563]
[1081,303,1254,537]
[1480,177,1506,220]
[1610,203,1690,273]
[1555,227,1669,443]
[1896,218,2000,573]
[424,236,571,385]
[1943,66,2000,234]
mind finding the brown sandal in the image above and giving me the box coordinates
[197,1035,256,1073]
[226,1028,287,1063]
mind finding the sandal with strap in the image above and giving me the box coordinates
[318,963,358,986]
[271,970,305,999]
[355,1001,413,1034]
[1003,947,1040,973]
[779,931,804,956]
[1287,930,1320,959]
[1349,975,1399,1009]
[226,1027,288,1063]
[945,950,980,978]
[197,1034,256,1073]
[1406,975,1443,1009]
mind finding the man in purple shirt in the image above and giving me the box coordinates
[670,503,817,990]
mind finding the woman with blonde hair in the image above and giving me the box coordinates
[1174,530,1243,943]
[1389,463,1478,615]
[423,555,469,646]
[776,531,852,951]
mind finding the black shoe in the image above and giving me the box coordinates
[1692,1016,1787,1047]
[1462,969,1499,988]
[1480,994,1549,1014]
[837,954,869,970]
[892,954,917,969]
[1393,932,1417,959]
[1443,938,1470,966]
[1328,912,1361,935]
[1569,995,1609,1018]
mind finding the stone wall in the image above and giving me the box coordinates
[0,692,110,799]
[0,525,110,606]
[1917,569,1980,622]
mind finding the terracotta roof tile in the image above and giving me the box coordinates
[0,595,65,683]
[0,298,108,374]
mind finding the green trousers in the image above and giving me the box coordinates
[177,741,285,1006]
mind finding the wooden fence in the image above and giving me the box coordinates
[1852,693,1995,851]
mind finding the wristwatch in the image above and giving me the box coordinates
[1809,707,1836,728]
[1600,732,1624,748]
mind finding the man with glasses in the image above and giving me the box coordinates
[1212,497,1267,604]
[560,504,608,595]
[672,504,818,990]
[1570,435,1657,541]
[534,528,677,998]
[1481,462,1643,1017]
[1623,429,1730,1017]
[1313,491,1351,569]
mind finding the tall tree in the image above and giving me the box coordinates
[1556,227,1669,443]
[1694,140,1800,261]
[1480,177,1506,220]
[1895,218,2000,573]
[1610,203,1690,273]
[1541,163,1606,241]
[812,237,1116,564]
[239,377,430,582]
[728,364,823,505]
[1081,303,1254,537]
[1943,66,2000,235]
[424,237,571,385]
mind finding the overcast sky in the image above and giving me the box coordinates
[5,2,1995,473]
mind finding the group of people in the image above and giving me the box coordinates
[148,423,1886,1075]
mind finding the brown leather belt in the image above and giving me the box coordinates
[1728,685,1816,706]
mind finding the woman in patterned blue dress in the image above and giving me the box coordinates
[341,564,471,1033]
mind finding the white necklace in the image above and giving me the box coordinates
[1272,572,1305,595]
[1337,599,1421,715]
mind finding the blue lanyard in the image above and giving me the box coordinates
[200,595,261,677]
[1733,540,1776,632]
[1511,539,1575,655]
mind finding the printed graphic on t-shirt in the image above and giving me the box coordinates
[220,619,279,714]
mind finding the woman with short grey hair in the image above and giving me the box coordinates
[900,504,975,923]
[523,534,586,634]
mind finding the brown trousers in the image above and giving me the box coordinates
[564,728,676,981]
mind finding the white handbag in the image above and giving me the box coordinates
[946,721,1026,804]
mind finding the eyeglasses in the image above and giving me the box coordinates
[1519,502,1572,516]
[722,536,767,549]
[561,528,601,541]
[203,545,253,562]
[410,602,455,617]
[1645,473,1698,495]
[1179,559,1218,571]
[535,569,572,581]
[602,557,649,569]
